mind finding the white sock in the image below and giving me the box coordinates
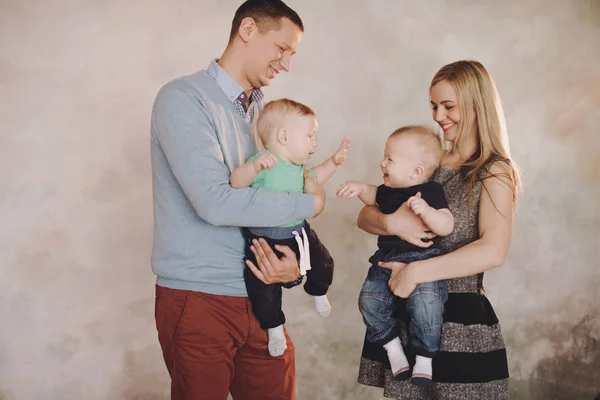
[412,355,433,383]
[313,295,331,317]
[383,337,409,379]
[267,325,287,357]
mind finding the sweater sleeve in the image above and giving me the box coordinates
[151,81,314,227]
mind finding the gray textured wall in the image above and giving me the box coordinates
[1,0,599,399]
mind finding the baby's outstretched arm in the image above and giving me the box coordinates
[230,152,278,188]
[336,181,378,206]
[407,193,454,236]
[312,137,350,185]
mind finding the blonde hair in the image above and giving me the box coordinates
[389,125,443,178]
[430,60,522,207]
[252,98,316,150]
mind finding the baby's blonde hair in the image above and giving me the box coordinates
[252,98,316,150]
[389,125,443,178]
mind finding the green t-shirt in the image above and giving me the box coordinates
[248,150,316,227]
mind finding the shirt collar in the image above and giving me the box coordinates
[207,59,263,107]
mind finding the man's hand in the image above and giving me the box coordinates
[245,238,300,284]
[253,152,278,172]
[303,167,325,218]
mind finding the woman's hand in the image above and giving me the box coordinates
[245,238,300,284]
[378,260,418,298]
[385,203,436,247]
[357,203,436,242]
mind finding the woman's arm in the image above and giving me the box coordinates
[385,162,514,297]
[357,205,389,235]
[357,204,436,247]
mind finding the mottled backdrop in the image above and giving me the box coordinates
[1,0,599,399]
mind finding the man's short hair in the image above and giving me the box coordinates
[229,0,304,42]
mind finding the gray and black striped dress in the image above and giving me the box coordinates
[358,163,509,399]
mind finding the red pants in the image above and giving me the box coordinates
[155,285,296,400]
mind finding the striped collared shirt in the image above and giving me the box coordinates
[206,59,264,124]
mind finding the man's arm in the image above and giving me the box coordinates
[152,81,318,227]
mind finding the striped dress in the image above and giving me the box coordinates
[357,163,509,399]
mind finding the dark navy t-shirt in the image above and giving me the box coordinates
[376,181,449,253]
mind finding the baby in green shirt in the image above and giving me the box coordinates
[230,98,349,356]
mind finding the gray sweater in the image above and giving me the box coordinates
[150,70,314,296]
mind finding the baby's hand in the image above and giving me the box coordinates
[332,137,351,166]
[336,181,364,199]
[406,192,431,217]
[253,153,278,172]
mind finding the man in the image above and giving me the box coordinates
[150,1,325,399]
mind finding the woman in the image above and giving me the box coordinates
[356,60,521,399]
